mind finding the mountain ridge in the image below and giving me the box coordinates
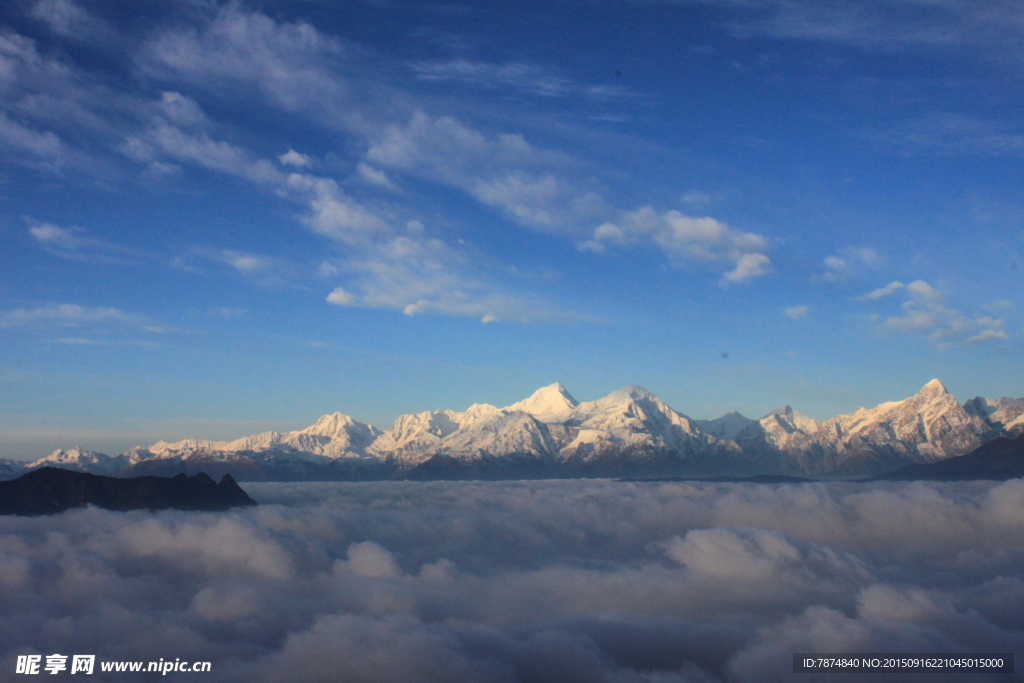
[8,380,1022,481]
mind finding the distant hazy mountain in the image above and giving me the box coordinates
[28,447,127,475]
[693,411,755,441]
[13,380,1024,481]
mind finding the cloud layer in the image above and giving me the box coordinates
[2,479,1023,681]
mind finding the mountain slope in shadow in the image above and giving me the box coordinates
[868,435,1024,482]
[0,467,257,516]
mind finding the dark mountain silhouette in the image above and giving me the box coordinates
[0,467,257,516]
[868,434,1024,482]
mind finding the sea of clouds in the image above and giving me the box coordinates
[1,478,1023,682]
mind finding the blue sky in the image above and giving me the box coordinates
[1,0,1022,458]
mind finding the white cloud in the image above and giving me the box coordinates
[286,173,391,243]
[333,541,402,578]
[143,120,283,185]
[29,222,87,250]
[884,280,966,340]
[121,93,552,322]
[585,207,772,284]
[0,303,131,328]
[279,149,311,167]
[858,280,904,300]
[326,287,356,306]
[136,9,774,294]
[27,221,143,263]
[157,91,206,128]
[785,305,809,319]
[975,316,1004,329]
[713,0,1024,51]
[321,236,544,322]
[981,300,1012,312]
[140,7,349,115]
[356,162,397,191]
[905,279,944,303]
[965,329,1010,344]
[859,278,1013,345]
[410,59,632,100]
[2,479,1024,681]
[723,252,771,284]
[29,0,108,41]
[819,247,879,283]
[871,113,1024,159]
[0,112,62,158]
[365,110,606,233]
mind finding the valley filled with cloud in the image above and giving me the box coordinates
[2,478,1022,681]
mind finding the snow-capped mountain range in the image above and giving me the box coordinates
[8,380,1023,481]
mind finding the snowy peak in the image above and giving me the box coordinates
[910,378,954,408]
[302,412,362,437]
[601,385,657,404]
[144,411,381,460]
[29,379,1022,482]
[695,411,755,441]
[505,383,579,415]
[566,385,705,450]
[29,447,122,475]
[761,406,820,435]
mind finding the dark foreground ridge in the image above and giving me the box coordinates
[868,434,1024,482]
[0,467,257,516]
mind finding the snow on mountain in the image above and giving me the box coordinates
[739,379,991,476]
[437,411,560,461]
[694,411,755,441]
[504,383,578,416]
[378,384,730,470]
[32,380,1024,480]
[964,396,1024,434]
[1006,413,1024,436]
[28,447,125,475]
[369,404,502,459]
[563,386,702,447]
[143,413,382,461]
[549,386,743,475]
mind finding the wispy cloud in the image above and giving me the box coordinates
[0,303,132,328]
[583,207,772,284]
[817,247,879,283]
[27,221,146,263]
[7,3,783,325]
[699,0,1024,51]
[411,59,632,99]
[785,305,809,319]
[179,247,288,283]
[857,280,904,301]
[858,279,1013,345]
[29,0,114,43]
[324,235,564,323]
[965,328,1009,344]
[365,110,604,234]
[868,113,1024,159]
[279,149,311,167]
